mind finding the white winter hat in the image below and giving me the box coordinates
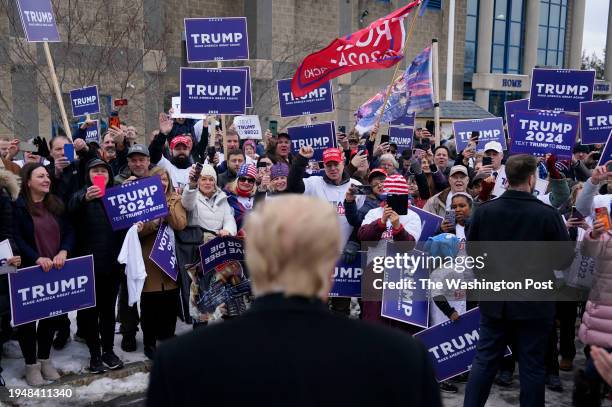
[200,164,217,182]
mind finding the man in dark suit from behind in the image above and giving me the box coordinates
[463,154,573,407]
[147,195,441,407]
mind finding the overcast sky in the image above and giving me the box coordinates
[583,1,609,59]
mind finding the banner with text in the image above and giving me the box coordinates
[233,115,262,139]
[149,224,178,281]
[184,17,249,62]
[9,256,96,326]
[102,176,169,231]
[199,236,245,273]
[224,66,252,108]
[277,79,334,117]
[180,68,247,115]
[580,100,612,145]
[381,247,429,329]
[69,86,100,117]
[84,120,100,144]
[529,69,595,112]
[504,98,530,140]
[330,256,362,298]
[452,118,507,152]
[510,110,578,159]
[287,121,336,162]
[16,0,60,42]
[389,127,413,152]
[170,96,205,120]
[414,308,512,382]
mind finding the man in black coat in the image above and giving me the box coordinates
[147,195,441,407]
[464,154,574,407]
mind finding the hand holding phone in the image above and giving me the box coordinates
[190,163,203,185]
[594,207,611,232]
[352,185,373,195]
[92,175,106,197]
[444,209,456,226]
[64,143,75,163]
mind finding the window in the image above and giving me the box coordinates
[427,0,442,9]
[490,0,525,75]
[537,0,568,67]
[464,0,479,100]
[489,91,524,117]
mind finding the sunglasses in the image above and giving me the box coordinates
[238,177,256,184]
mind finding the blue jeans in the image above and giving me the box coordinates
[464,313,553,407]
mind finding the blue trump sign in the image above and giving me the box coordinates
[225,66,252,108]
[381,248,429,329]
[389,126,413,152]
[391,112,416,127]
[184,17,249,62]
[414,308,512,382]
[504,98,530,140]
[102,176,168,231]
[180,68,247,115]
[599,132,612,166]
[70,86,100,117]
[9,256,96,326]
[16,0,60,42]
[277,79,334,118]
[409,206,444,250]
[330,256,362,298]
[199,237,245,273]
[452,118,507,152]
[287,122,336,162]
[84,121,100,144]
[510,110,578,159]
[149,224,178,281]
[580,100,612,145]
[529,69,595,112]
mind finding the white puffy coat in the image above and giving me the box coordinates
[181,186,237,235]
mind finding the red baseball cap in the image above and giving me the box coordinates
[170,135,192,150]
[322,148,343,164]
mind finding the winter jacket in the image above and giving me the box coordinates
[67,167,124,276]
[0,169,19,316]
[12,197,75,268]
[579,229,612,348]
[345,195,383,228]
[181,186,237,235]
[140,192,187,293]
[288,154,364,245]
[217,169,237,189]
[224,183,257,231]
[576,178,612,219]
[422,188,453,218]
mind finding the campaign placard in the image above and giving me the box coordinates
[184,17,249,62]
[225,66,252,108]
[505,98,530,141]
[580,100,612,145]
[9,256,96,326]
[0,239,14,275]
[149,224,178,281]
[599,131,612,166]
[452,118,507,152]
[233,115,262,139]
[170,96,205,120]
[408,206,444,248]
[199,236,245,273]
[84,120,100,144]
[180,68,247,115]
[277,79,334,117]
[391,112,416,127]
[414,308,511,382]
[510,110,578,159]
[381,248,429,329]
[330,256,362,298]
[529,69,595,112]
[287,121,336,162]
[389,126,413,152]
[16,0,60,42]
[102,176,169,231]
[69,86,99,117]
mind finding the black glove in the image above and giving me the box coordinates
[429,162,438,173]
[32,136,50,159]
[341,240,360,264]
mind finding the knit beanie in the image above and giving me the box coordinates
[200,163,217,182]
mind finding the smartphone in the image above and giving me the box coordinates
[92,175,106,196]
[380,134,390,144]
[207,146,216,162]
[386,194,408,216]
[482,156,493,166]
[570,206,585,221]
[357,144,367,154]
[269,120,278,136]
[339,126,346,134]
[109,111,120,129]
[353,185,373,195]
[191,162,203,183]
[470,131,480,142]
[595,207,611,231]
[63,143,75,162]
[444,209,456,226]
[18,141,37,153]
[426,120,435,135]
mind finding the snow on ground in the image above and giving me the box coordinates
[2,310,192,405]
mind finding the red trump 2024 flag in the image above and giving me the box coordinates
[290,1,419,97]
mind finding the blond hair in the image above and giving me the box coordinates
[244,195,341,298]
